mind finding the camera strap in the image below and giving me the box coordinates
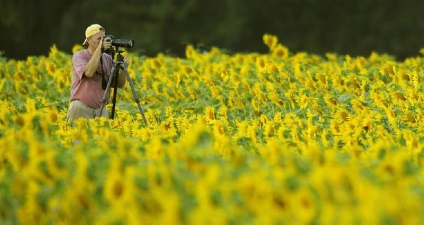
[100,54,107,90]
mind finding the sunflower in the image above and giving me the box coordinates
[330,119,342,134]
[185,44,196,59]
[205,106,215,122]
[263,34,278,50]
[272,44,289,59]
[324,94,338,108]
[335,109,350,122]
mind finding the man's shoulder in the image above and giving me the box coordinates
[73,49,89,60]
[73,49,88,57]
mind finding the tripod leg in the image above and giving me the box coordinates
[110,67,120,119]
[99,64,118,118]
[120,65,148,125]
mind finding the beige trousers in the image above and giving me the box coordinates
[67,100,108,123]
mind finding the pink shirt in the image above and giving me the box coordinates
[70,49,113,108]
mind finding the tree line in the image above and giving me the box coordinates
[1,0,423,60]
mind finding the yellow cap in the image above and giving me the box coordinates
[82,24,105,45]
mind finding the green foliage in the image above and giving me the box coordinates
[2,0,424,60]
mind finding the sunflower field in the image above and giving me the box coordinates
[1,34,424,225]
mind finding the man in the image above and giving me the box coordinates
[67,24,128,123]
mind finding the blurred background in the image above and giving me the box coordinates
[1,0,423,60]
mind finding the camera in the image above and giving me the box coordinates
[103,35,134,55]
[104,35,134,48]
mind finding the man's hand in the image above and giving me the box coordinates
[117,57,129,88]
[102,36,112,50]
[123,57,130,67]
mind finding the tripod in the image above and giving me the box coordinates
[99,47,148,125]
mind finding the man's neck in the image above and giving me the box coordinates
[87,46,96,56]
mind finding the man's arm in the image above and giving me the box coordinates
[83,44,103,77]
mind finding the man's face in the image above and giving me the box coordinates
[88,32,106,48]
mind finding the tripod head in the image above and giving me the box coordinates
[103,45,126,62]
[115,48,125,62]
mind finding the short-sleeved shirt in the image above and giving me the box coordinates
[70,49,113,108]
